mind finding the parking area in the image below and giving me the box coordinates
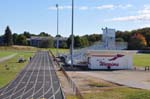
[71,70,150,90]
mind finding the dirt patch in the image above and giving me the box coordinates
[56,71,76,98]
[56,69,122,97]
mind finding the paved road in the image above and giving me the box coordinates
[76,70,150,90]
[0,51,64,99]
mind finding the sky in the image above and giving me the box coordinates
[0,0,150,37]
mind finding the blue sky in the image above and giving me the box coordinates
[0,0,150,37]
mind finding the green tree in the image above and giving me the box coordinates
[67,35,72,48]
[60,41,67,48]
[74,36,82,48]
[16,34,27,45]
[23,31,31,38]
[81,37,89,47]
[39,32,49,36]
[39,38,54,48]
[12,33,18,45]
[4,26,13,46]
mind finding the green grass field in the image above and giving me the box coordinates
[133,54,150,67]
[0,51,34,88]
[49,48,69,56]
[0,51,16,58]
[83,87,150,99]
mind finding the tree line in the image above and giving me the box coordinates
[1,26,150,49]
[0,26,102,48]
[116,27,150,50]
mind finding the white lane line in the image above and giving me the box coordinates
[31,52,43,98]
[31,52,47,98]
[8,54,39,99]
[39,52,52,99]
[0,53,37,97]
[48,53,63,99]
[16,53,41,99]
[20,52,42,99]
[43,52,45,98]
[48,53,56,99]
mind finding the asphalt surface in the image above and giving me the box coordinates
[0,51,64,99]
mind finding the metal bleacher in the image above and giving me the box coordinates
[65,41,127,65]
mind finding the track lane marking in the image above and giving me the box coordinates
[0,53,38,98]
[17,52,42,99]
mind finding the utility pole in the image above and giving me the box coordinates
[71,0,74,68]
[56,4,59,56]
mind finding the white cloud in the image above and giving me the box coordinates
[48,6,57,10]
[112,14,150,21]
[48,5,72,10]
[117,4,132,9]
[94,5,114,10]
[48,4,132,11]
[94,4,132,10]
[79,6,89,10]
[111,5,150,22]
[138,5,150,14]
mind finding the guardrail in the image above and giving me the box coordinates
[49,50,84,99]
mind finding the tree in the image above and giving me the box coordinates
[74,36,82,48]
[128,33,147,50]
[67,35,72,48]
[39,32,49,36]
[12,33,18,45]
[16,34,27,45]
[39,38,54,48]
[60,41,67,48]
[80,37,89,47]
[23,31,31,38]
[4,26,13,46]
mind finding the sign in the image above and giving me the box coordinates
[88,51,132,69]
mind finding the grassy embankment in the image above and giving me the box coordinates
[0,46,35,88]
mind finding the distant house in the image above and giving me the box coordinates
[29,36,52,47]
[28,36,67,48]
[54,37,67,48]
[0,36,4,45]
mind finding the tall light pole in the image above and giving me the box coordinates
[56,4,59,55]
[71,0,74,67]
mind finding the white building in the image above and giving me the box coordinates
[102,27,116,50]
